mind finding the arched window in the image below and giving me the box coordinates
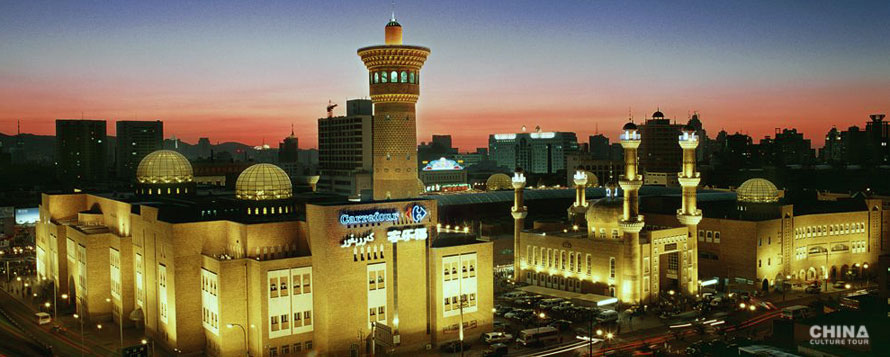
[374,72,379,83]
[381,71,387,83]
[400,71,407,83]
[409,72,415,83]
[390,71,397,83]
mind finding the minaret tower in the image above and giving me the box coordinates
[569,169,588,224]
[677,123,702,295]
[358,13,430,200]
[511,169,527,282]
[619,122,644,302]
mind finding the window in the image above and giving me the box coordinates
[586,255,591,274]
[377,271,385,288]
[271,316,279,331]
[306,341,313,350]
[444,297,451,311]
[444,264,451,281]
[714,232,720,243]
[294,343,302,352]
[758,259,761,268]
[302,274,311,293]
[294,312,302,327]
[369,271,377,290]
[281,314,289,329]
[400,71,407,83]
[561,251,566,270]
[293,275,301,295]
[270,278,278,298]
[643,257,650,274]
[378,306,386,321]
[374,72,379,83]
[381,71,387,83]
[612,229,619,239]
[280,277,288,297]
[369,307,376,320]
[270,347,278,357]
[390,71,397,82]
[304,311,312,326]
[282,345,290,355]
[409,72,415,83]
[706,231,713,243]
[698,230,704,241]
[609,257,616,279]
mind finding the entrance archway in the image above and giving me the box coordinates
[761,279,769,291]
[807,267,816,280]
[830,266,838,280]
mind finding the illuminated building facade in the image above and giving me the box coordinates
[35,16,492,357]
[317,99,373,197]
[419,157,468,192]
[489,128,579,174]
[513,117,887,301]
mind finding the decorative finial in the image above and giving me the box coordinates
[291,123,294,137]
[391,0,396,21]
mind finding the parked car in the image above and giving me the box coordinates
[538,298,566,309]
[493,321,507,331]
[440,340,471,353]
[482,343,508,357]
[805,285,821,294]
[34,312,51,325]
[482,332,514,344]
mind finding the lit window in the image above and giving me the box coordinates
[390,71,397,82]
[304,311,312,326]
[374,72,379,83]
[409,72,415,83]
[400,71,407,83]
[609,257,616,279]
[381,71,387,83]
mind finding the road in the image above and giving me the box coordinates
[0,287,117,357]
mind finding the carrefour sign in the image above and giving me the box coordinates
[339,203,428,226]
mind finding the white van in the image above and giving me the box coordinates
[781,305,809,320]
[35,312,52,325]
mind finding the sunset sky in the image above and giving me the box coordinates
[1,1,888,151]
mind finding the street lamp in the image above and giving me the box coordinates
[73,313,84,357]
[142,338,156,357]
[863,263,870,289]
[227,323,249,356]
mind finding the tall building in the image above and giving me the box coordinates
[488,127,579,174]
[197,137,212,159]
[55,119,107,183]
[317,99,373,196]
[637,110,683,185]
[758,128,814,166]
[866,114,889,164]
[418,134,458,167]
[588,134,611,160]
[358,15,430,200]
[279,127,299,164]
[115,120,163,179]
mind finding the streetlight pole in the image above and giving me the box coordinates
[864,263,870,289]
[74,313,84,357]
[227,323,249,356]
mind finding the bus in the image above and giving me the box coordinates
[780,305,809,320]
[517,326,559,346]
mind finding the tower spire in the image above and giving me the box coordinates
[291,123,295,137]
[391,0,396,21]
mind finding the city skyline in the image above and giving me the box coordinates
[1,1,889,151]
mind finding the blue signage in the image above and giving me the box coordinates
[408,204,428,223]
[339,209,400,225]
[339,203,428,226]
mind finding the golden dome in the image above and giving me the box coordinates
[585,197,623,226]
[737,178,779,203]
[486,173,513,191]
[235,164,293,200]
[136,150,193,184]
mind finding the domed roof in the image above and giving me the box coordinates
[235,164,293,200]
[622,122,638,130]
[136,150,193,184]
[653,110,665,118]
[737,178,779,203]
[585,197,623,226]
[387,19,401,27]
[486,173,513,191]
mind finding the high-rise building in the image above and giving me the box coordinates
[279,127,299,164]
[488,127,579,174]
[637,110,683,185]
[115,120,163,179]
[758,128,814,166]
[588,134,610,160]
[418,134,458,166]
[317,99,374,196]
[55,119,107,183]
[865,114,888,164]
[197,137,212,159]
[358,16,430,200]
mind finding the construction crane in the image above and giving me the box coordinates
[326,100,338,118]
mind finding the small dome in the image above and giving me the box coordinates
[235,164,293,200]
[136,150,193,184]
[622,122,638,130]
[387,19,401,27]
[585,196,623,226]
[737,178,779,203]
[486,173,513,191]
[653,110,665,118]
